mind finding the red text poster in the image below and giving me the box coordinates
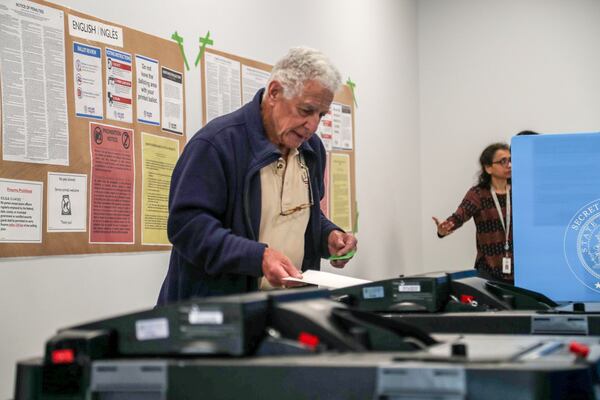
[89,122,135,243]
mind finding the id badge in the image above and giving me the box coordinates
[502,257,512,274]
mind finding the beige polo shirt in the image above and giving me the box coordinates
[259,149,311,289]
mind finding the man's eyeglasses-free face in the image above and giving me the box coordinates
[492,157,511,166]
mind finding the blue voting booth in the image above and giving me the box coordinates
[513,132,600,302]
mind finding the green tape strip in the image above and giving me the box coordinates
[346,77,358,108]
[329,249,356,261]
[353,202,359,233]
[195,31,214,67]
[171,31,190,71]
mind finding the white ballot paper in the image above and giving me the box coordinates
[283,270,370,289]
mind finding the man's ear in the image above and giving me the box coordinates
[266,80,283,102]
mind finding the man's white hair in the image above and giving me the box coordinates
[265,47,342,99]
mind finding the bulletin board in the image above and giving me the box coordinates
[200,48,357,232]
[0,0,186,257]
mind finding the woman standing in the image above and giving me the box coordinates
[433,143,513,283]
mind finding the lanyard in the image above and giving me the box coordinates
[491,186,511,253]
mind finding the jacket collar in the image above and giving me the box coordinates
[244,88,317,163]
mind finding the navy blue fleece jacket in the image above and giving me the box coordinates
[157,89,340,305]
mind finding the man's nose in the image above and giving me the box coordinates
[304,114,320,133]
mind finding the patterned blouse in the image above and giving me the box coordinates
[444,185,513,283]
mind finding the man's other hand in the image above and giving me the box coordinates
[327,230,357,268]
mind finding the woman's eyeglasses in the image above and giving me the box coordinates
[492,157,511,166]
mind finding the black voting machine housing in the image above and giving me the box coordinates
[14,273,600,399]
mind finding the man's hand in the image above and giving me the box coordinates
[327,230,357,268]
[262,247,304,287]
[432,216,454,236]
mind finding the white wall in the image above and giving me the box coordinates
[419,0,600,272]
[1,0,420,397]
[322,0,422,280]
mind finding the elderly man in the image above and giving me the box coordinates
[157,47,357,305]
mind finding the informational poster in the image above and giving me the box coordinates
[204,52,241,123]
[47,172,87,232]
[68,14,123,48]
[105,48,132,123]
[330,153,352,232]
[316,108,334,151]
[0,178,43,243]
[89,122,134,244]
[340,104,353,150]
[241,65,269,105]
[161,67,183,134]
[141,133,179,245]
[73,42,103,119]
[332,103,353,150]
[0,0,68,166]
[135,55,160,126]
[320,156,330,218]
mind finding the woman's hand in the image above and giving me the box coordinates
[432,216,455,237]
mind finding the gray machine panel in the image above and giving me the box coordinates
[82,336,600,400]
[388,311,600,336]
